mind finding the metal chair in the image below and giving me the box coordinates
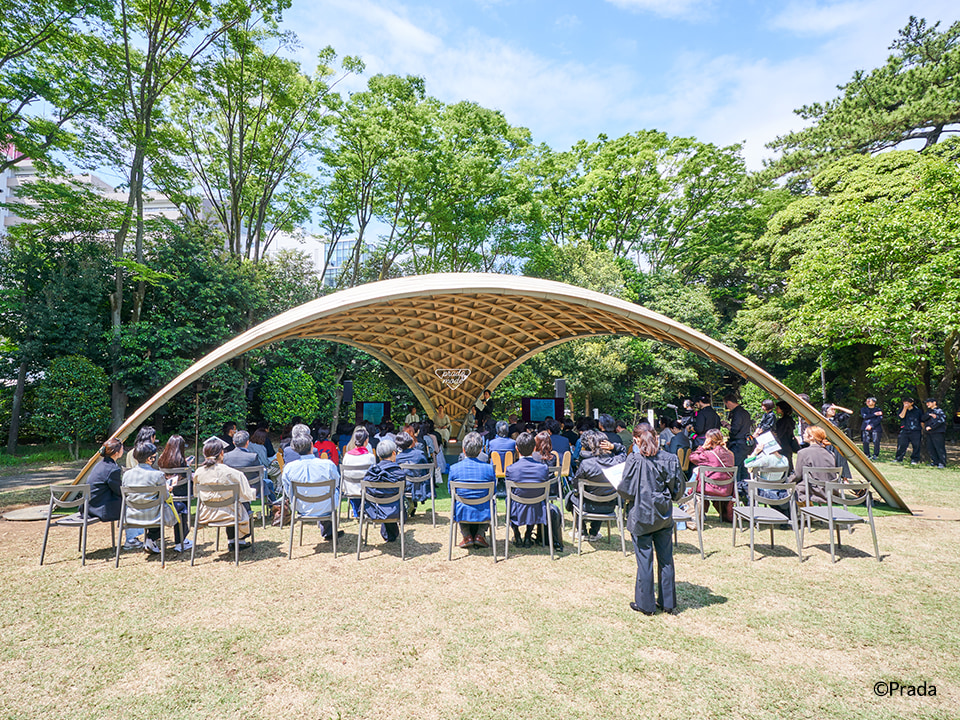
[448,480,497,562]
[800,476,880,563]
[400,461,436,527]
[115,484,172,568]
[798,466,843,532]
[573,478,627,556]
[693,465,738,560]
[504,479,555,560]
[159,466,193,529]
[234,465,268,528]
[286,478,339,560]
[733,479,802,562]
[190,483,255,567]
[356,477,407,560]
[39,484,114,566]
[672,478,701,554]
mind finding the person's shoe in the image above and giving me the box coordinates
[321,530,346,541]
[657,605,678,615]
[408,504,417,518]
[123,538,144,550]
[629,602,655,616]
[143,538,161,554]
[911,461,919,465]
[173,539,194,552]
[937,464,945,469]
[589,533,603,542]
[458,536,474,549]
[872,456,881,462]
[474,535,489,549]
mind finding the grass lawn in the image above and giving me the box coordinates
[0,461,958,720]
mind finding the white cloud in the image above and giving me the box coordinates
[555,14,581,29]
[604,0,711,20]
[769,0,872,36]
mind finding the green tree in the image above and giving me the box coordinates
[33,355,110,459]
[767,16,960,180]
[259,367,319,427]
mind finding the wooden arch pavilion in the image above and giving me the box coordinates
[81,273,907,510]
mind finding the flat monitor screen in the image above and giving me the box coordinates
[521,397,564,423]
[356,401,390,426]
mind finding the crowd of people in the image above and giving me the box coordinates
[80,389,944,615]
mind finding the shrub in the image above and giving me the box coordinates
[259,368,318,428]
[32,356,110,459]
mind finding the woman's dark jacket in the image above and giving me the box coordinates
[569,446,626,513]
[618,451,685,536]
[87,457,123,522]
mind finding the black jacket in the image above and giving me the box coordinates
[619,452,685,536]
[727,405,752,442]
[694,406,721,438]
[87,457,122,522]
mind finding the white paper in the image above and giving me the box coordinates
[601,461,627,491]
[754,431,781,455]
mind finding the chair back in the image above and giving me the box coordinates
[800,466,843,503]
[822,479,871,508]
[289,478,336,509]
[360,478,405,505]
[577,478,617,505]
[503,450,515,470]
[236,464,266,481]
[449,480,496,507]
[194,482,240,510]
[504,479,551,505]
[121,484,169,512]
[48,483,90,511]
[491,451,505,478]
[559,451,572,477]
[276,451,285,471]
[677,478,696,505]
[676,447,691,472]
[697,466,736,488]
[399,462,434,479]
[744,479,796,508]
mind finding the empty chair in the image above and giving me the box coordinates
[39,484,114,566]
[286,478,340,559]
[799,475,880,563]
[448,480,497,561]
[733,479,802,562]
[115,484,175,568]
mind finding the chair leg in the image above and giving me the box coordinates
[430,482,436,528]
[331,511,338,560]
[547,502,554,561]
[288,512,296,560]
[114,509,124,568]
[399,512,405,561]
[160,522,165,570]
[749,514,756,562]
[190,509,200,566]
[448,516,455,561]
[792,516,803,563]
[696,500,705,560]
[111,521,116,549]
[504,497,511,560]
[828,516,837,563]
[233,519,239,567]
[356,510,364,560]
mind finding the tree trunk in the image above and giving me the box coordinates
[5,360,28,454]
[934,330,959,401]
[819,353,827,402]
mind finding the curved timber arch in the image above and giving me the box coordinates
[77,273,907,510]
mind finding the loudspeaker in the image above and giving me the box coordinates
[555,378,566,398]
[342,380,353,405]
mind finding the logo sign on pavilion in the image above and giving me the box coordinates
[435,368,471,390]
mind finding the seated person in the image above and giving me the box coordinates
[447,431,495,549]
[545,419,571,459]
[505,432,548,547]
[283,423,316,464]
[488,421,517,457]
[282,434,341,540]
[87,438,124,525]
[341,426,376,518]
[404,405,421,425]
[313,426,340,465]
[665,420,691,456]
[224,429,277,507]
[689,428,736,522]
[568,430,625,540]
[744,447,791,516]
[194,436,256,549]
[532,431,556,466]
[790,426,848,503]
[122,441,185,553]
[361,438,407,542]
[395,431,430,516]
[434,404,452,444]
[157,434,194,551]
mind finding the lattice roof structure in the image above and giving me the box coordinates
[77,273,907,510]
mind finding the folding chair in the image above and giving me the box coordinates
[287,478,339,560]
[448,480,497,562]
[356,477,407,560]
[160,467,193,529]
[504,479,555,560]
[798,466,843,532]
[400,461,436,527]
[800,476,880,563]
[115,484,172,568]
[733,479,802,562]
[676,447,691,474]
[235,465,268,528]
[693,465,738,560]
[39,484,114,566]
[573,479,627,556]
[191,483,254,567]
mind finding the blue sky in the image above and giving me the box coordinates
[282,0,960,168]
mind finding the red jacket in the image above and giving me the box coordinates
[313,440,340,465]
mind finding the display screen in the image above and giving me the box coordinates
[521,397,564,423]
[356,401,390,426]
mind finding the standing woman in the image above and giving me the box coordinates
[619,429,685,615]
[773,401,800,473]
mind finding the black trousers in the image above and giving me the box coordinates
[896,431,922,462]
[927,433,947,466]
[861,428,881,458]
[632,526,675,613]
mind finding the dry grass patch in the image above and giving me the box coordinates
[1,463,958,719]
